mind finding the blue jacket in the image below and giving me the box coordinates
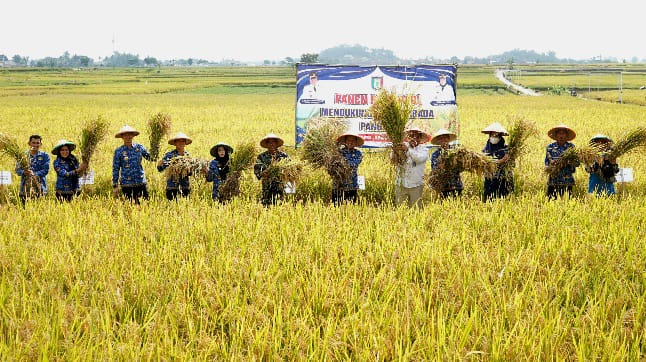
[431,148,463,191]
[205,159,222,199]
[157,149,191,190]
[545,142,576,186]
[16,151,50,195]
[53,155,80,194]
[112,143,151,187]
[334,148,363,190]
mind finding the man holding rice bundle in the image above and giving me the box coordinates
[392,127,430,207]
[333,132,364,205]
[545,124,578,199]
[254,133,290,206]
[16,134,50,204]
[157,132,193,200]
[112,125,152,204]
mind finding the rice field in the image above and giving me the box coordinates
[0,66,645,360]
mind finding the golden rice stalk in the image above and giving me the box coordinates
[0,132,41,194]
[229,141,257,173]
[147,112,172,161]
[218,141,258,201]
[0,132,30,171]
[505,117,539,169]
[606,127,646,160]
[165,156,209,183]
[428,147,497,192]
[367,88,416,165]
[79,115,109,173]
[265,158,303,185]
[545,145,600,177]
[301,117,352,183]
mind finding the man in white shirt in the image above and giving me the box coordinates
[431,74,456,105]
[391,128,430,207]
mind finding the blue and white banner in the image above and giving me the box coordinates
[295,64,458,147]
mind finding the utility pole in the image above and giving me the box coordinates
[618,72,623,104]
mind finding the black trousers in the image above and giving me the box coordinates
[332,189,358,205]
[121,185,149,204]
[547,185,573,200]
[166,188,190,201]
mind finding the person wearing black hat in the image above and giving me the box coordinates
[52,140,87,202]
[254,133,290,206]
[545,124,578,199]
[15,134,50,205]
[206,142,233,202]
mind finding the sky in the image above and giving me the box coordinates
[2,0,644,62]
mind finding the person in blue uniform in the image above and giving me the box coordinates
[15,134,50,205]
[206,142,233,202]
[51,139,87,202]
[332,132,364,205]
[586,134,619,196]
[545,124,577,199]
[157,132,193,200]
[481,122,513,201]
[112,125,152,204]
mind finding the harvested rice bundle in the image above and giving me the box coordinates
[165,156,209,183]
[301,117,352,183]
[606,127,646,160]
[544,145,600,177]
[218,141,257,201]
[504,117,539,171]
[0,132,40,193]
[79,115,109,175]
[265,158,303,186]
[147,112,172,161]
[428,147,497,193]
[368,88,416,165]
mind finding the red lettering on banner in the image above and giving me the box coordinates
[334,93,369,105]
[360,133,390,142]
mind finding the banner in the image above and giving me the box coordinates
[295,64,458,147]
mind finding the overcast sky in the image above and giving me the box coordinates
[2,0,644,62]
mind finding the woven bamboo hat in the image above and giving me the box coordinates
[260,133,284,148]
[430,128,457,145]
[51,139,76,156]
[210,142,234,157]
[481,122,509,136]
[115,125,140,138]
[405,127,431,144]
[590,134,613,143]
[168,132,193,145]
[336,132,365,147]
[548,124,576,141]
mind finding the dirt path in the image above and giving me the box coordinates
[495,69,542,96]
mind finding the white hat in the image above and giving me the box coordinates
[430,128,457,145]
[405,127,431,143]
[260,133,284,148]
[481,122,509,136]
[115,125,140,138]
[168,132,193,145]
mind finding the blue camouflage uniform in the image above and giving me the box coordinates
[431,147,463,196]
[205,159,222,200]
[53,156,80,195]
[16,151,50,196]
[112,143,151,187]
[334,148,363,190]
[545,142,577,186]
[157,149,191,191]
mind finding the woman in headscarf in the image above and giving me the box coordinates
[52,139,87,202]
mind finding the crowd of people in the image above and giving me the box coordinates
[12,123,623,206]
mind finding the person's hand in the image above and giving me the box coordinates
[24,169,33,177]
[78,162,88,172]
[113,187,119,198]
[261,170,268,178]
[396,143,408,151]
[498,154,510,164]
[157,159,164,168]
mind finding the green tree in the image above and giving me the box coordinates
[300,53,319,64]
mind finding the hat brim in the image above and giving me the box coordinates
[430,133,457,145]
[115,131,140,138]
[336,134,365,147]
[260,137,284,148]
[405,130,430,144]
[210,144,234,157]
[548,127,576,141]
[168,138,193,145]
[52,143,76,156]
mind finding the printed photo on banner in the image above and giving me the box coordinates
[295,64,458,148]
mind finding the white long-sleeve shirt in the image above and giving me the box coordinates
[394,142,429,188]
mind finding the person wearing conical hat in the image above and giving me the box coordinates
[254,133,290,206]
[429,128,463,199]
[481,122,513,201]
[112,125,152,204]
[391,127,430,207]
[586,134,619,196]
[15,134,50,205]
[206,142,234,202]
[333,132,364,205]
[157,132,193,200]
[51,139,87,202]
[545,124,578,199]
